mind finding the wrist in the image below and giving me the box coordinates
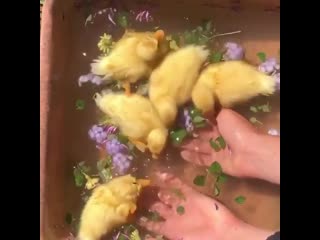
[208,202,271,240]
[247,133,280,184]
[233,222,273,240]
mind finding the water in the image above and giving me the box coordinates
[58,3,279,239]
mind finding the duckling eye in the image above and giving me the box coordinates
[93,93,98,100]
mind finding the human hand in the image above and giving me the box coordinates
[180,109,280,184]
[138,172,272,240]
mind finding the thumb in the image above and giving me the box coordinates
[216,109,257,152]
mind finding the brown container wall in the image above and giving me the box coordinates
[40,0,280,239]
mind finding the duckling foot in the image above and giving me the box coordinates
[123,82,131,96]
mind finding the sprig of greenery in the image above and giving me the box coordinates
[235,195,246,204]
[257,52,266,62]
[170,129,188,145]
[76,99,85,110]
[170,20,215,48]
[209,52,223,63]
[189,106,207,128]
[193,161,228,197]
[116,12,129,28]
[176,205,185,215]
[209,136,226,152]
[249,117,263,125]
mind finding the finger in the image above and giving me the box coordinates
[180,150,212,166]
[217,109,257,149]
[180,138,213,154]
[149,201,172,219]
[137,186,160,210]
[144,237,157,240]
[157,189,183,208]
[138,217,166,235]
[194,128,215,141]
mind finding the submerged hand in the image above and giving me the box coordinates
[138,172,272,240]
[180,109,280,184]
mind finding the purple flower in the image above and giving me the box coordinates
[268,128,280,136]
[258,58,280,75]
[104,138,128,156]
[223,42,244,61]
[135,10,153,22]
[88,125,108,144]
[273,72,280,90]
[184,109,194,133]
[104,125,118,135]
[78,73,103,87]
[88,124,118,144]
[105,8,117,25]
[112,152,133,175]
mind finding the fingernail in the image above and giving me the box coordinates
[158,191,164,199]
[156,171,168,180]
[181,151,191,160]
[138,216,148,224]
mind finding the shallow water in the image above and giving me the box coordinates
[60,4,280,238]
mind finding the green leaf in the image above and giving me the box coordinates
[117,12,129,28]
[96,157,111,171]
[171,34,180,47]
[204,20,213,32]
[259,103,272,113]
[250,106,258,113]
[215,136,226,149]
[249,117,263,125]
[189,106,202,119]
[76,99,85,110]
[193,175,206,186]
[130,229,141,240]
[118,234,127,240]
[169,40,179,50]
[183,31,193,44]
[194,122,207,128]
[170,129,188,145]
[171,188,186,200]
[192,116,206,123]
[208,161,222,175]
[235,195,246,204]
[257,52,266,62]
[216,173,228,184]
[209,139,221,151]
[214,185,220,196]
[99,168,112,182]
[209,52,223,63]
[73,168,85,187]
[127,142,135,151]
[196,26,203,33]
[198,35,209,45]
[148,211,161,222]
[65,212,73,225]
[78,161,91,174]
[118,134,129,144]
[176,205,185,215]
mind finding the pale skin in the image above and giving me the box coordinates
[139,109,280,240]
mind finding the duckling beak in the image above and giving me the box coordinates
[154,29,165,41]
[136,179,151,187]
